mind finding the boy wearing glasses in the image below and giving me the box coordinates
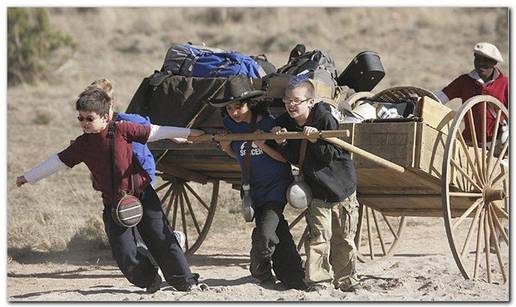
[272,75,360,292]
[16,88,204,293]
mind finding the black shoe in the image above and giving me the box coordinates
[306,284,327,292]
[146,275,162,294]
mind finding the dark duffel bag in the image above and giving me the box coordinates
[337,51,385,91]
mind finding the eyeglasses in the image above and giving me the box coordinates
[282,97,312,106]
[77,115,98,122]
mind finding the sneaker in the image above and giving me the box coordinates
[146,274,162,294]
[173,231,186,252]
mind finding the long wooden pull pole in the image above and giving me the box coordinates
[324,137,405,173]
[185,129,405,174]
[187,130,351,142]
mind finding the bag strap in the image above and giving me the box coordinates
[242,112,257,186]
[298,109,315,175]
[107,121,119,201]
[108,121,139,200]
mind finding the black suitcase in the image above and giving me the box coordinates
[337,51,385,91]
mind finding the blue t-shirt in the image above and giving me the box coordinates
[115,112,156,185]
[223,114,293,205]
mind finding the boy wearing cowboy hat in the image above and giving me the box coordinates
[210,76,306,290]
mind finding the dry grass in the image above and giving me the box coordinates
[7,7,508,255]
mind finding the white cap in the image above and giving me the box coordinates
[474,42,503,63]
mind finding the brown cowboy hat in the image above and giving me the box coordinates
[209,76,266,107]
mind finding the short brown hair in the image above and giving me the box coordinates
[76,88,111,116]
[85,78,114,101]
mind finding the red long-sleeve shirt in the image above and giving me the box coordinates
[440,69,508,143]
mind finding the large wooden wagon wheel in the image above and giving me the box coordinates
[154,175,220,256]
[442,95,509,283]
[288,203,406,262]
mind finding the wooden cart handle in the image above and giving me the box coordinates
[187,130,351,142]
[324,137,405,174]
[186,130,405,174]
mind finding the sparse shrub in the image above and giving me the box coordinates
[8,8,75,86]
[67,217,109,251]
[32,110,52,125]
[203,8,228,24]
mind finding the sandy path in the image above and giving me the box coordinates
[7,217,509,302]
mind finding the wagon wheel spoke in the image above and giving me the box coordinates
[460,203,482,258]
[487,141,508,181]
[481,102,487,184]
[466,110,485,184]
[184,182,210,211]
[160,182,174,208]
[483,208,492,283]
[452,198,482,231]
[356,204,405,263]
[183,188,202,236]
[171,188,180,229]
[489,205,508,244]
[442,96,509,284]
[457,133,484,187]
[472,209,485,279]
[492,203,509,219]
[371,210,387,255]
[487,206,507,283]
[490,172,508,189]
[450,159,483,191]
[155,180,172,193]
[289,210,306,230]
[485,109,502,176]
[381,213,398,239]
[365,207,374,260]
[155,177,219,256]
[178,189,189,251]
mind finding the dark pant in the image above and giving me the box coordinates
[250,202,305,286]
[103,185,198,290]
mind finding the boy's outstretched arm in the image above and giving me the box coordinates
[147,125,204,142]
[16,154,68,187]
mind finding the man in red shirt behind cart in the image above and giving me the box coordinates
[435,42,508,145]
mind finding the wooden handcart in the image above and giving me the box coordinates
[128,82,509,284]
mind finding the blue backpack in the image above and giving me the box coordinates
[162,43,264,78]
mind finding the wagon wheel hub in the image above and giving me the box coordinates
[483,187,506,203]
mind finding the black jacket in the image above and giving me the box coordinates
[274,102,357,202]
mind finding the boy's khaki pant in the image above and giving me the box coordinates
[304,192,360,289]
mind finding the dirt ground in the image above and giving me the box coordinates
[7,215,509,301]
[5,7,510,302]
